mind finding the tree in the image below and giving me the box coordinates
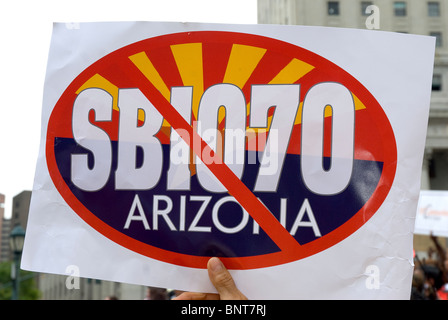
[0,261,40,300]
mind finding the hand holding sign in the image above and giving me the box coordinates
[175,257,247,300]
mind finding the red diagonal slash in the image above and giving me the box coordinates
[124,57,301,254]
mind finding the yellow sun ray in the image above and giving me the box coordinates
[129,52,171,101]
[269,58,315,85]
[76,74,119,111]
[171,43,204,120]
[129,52,172,126]
[223,44,267,89]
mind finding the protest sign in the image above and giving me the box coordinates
[22,22,435,299]
[415,190,448,238]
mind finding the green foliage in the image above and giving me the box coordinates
[0,261,40,300]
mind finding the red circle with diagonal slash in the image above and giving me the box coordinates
[46,31,397,269]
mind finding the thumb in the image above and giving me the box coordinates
[207,257,247,300]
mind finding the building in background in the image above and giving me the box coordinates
[0,193,10,263]
[0,191,31,262]
[0,191,32,262]
[258,0,448,254]
[0,219,11,263]
[38,274,147,300]
[10,191,31,231]
[0,190,148,299]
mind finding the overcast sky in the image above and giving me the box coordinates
[0,0,257,218]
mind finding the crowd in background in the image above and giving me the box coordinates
[412,234,448,300]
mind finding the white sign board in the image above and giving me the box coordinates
[22,22,435,299]
[415,190,448,238]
